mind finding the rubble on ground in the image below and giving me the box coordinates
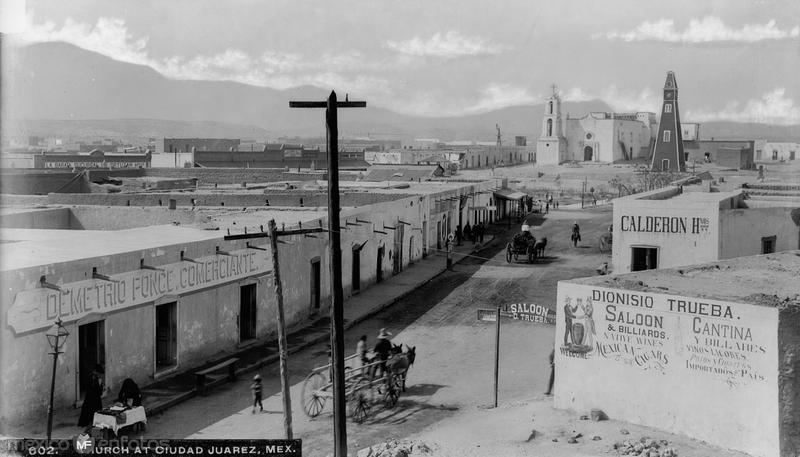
[357,439,437,457]
[613,437,678,456]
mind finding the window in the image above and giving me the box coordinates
[773,150,778,160]
[663,130,671,142]
[547,119,553,137]
[664,103,672,113]
[761,236,776,254]
[549,101,553,114]
[631,247,658,271]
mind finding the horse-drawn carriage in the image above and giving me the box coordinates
[301,344,415,423]
[506,231,537,263]
[506,230,547,264]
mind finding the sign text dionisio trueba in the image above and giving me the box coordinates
[7,248,270,334]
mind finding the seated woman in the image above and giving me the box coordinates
[116,378,142,408]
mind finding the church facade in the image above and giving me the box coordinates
[536,86,656,165]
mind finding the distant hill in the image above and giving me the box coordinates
[3,42,798,143]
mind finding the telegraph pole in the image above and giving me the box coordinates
[267,219,293,439]
[290,91,366,457]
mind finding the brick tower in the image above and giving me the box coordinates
[650,71,685,172]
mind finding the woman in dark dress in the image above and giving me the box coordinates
[116,378,142,407]
[77,365,104,427]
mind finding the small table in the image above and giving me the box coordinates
[92,406,147,435]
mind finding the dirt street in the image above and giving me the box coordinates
[137,207,610,453]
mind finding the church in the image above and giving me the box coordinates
[537,72,684,168]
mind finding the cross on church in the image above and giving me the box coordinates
[551,84,559,96]
[289,91,366,457]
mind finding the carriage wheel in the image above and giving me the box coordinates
[348,378,373,423]
[301,372,327,418]
[382,375,400,408]
[505,244,512,263]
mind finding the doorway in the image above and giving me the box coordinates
[583,146,593,161]
[239,284,257,342]
[761,236,776,254]
[631,247,658,271]
[78,321,105,396]
[352,246,361,293]
[310,258,321,312]
[376,246,385,283]
[408,236,415,263]
[436,221,442,249]
[661,159,670,171]
[155,302,177,369]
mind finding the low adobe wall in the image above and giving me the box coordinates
[554,282,785,457]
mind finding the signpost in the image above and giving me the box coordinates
[477,302,556,407]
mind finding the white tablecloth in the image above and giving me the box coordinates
[92,406,147,434]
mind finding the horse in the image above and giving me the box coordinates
[386,344,416,392]
[533,237,548,258]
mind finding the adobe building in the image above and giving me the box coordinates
[611,185,800,273]
[536,87,656,165]
[554,252,800,456]
[0,178,500,430]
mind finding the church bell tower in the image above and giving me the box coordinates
[536,85,567,165]
[650,71,685,172]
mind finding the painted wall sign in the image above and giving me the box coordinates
[43,161,149,169]
[7,248,271,334]
[619,215,710,234]
[503,303,556,324]
[558,284,773,386]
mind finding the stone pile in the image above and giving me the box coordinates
[356,439,436,457]
[613,437,678,456]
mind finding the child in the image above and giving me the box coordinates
[251,374,263,413]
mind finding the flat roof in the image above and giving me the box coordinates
[198,208,328,234]
[0,225,223,271]
[567,251,800,307]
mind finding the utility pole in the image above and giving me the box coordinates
[290,91,366,457]
[581,178,587,209]
[267,219,293,439]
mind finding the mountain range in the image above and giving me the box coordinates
[3,41,799,143]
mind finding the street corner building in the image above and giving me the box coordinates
[611,185,800,273]
[0,226,278,430]
[553,252,800,457]
[0,178,499,431]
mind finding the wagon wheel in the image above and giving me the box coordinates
[348,378,373,423]
[382,374,400,408]
[505,243,512,263]
[301,372,327,418]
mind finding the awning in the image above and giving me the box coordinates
[493,189,527,201]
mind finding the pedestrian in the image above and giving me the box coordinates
[78,364,105,427]
[251,374,263,414]
[555,200,559,210]
[116,378,142,408]
[463,223,472,243]
[372,328,393,379]
[545,202,549,214]
[571,221,581,247]
[356,335,369,371]
[544,348,555,396]
[479,222,485,243]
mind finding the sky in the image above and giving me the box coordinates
[2,0,800,124]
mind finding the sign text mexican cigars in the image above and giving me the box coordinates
[8,249,271,334]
